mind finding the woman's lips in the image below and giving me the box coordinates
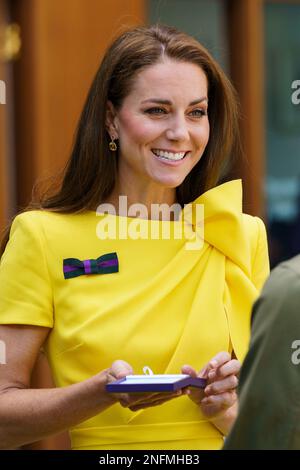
[151,149,190,166]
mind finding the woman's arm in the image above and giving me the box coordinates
[0,325,185,449]
[0,325,116,449]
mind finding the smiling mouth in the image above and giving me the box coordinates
[151,149,189,161]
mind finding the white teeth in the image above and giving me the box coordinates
[152,149,186,160]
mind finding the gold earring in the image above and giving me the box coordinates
[109,136,117,152]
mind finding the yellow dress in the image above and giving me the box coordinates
[0,180,269,450]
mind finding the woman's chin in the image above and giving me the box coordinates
[150,173,186,189]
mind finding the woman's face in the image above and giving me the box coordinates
[107,59,210,191]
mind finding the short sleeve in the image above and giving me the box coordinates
[0,211,53,327]
[251,217,270,292]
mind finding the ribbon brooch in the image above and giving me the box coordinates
[63,252,119,279]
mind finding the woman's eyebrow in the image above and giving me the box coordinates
[141,97,208,105]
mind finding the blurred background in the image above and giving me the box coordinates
[0,0,299,449]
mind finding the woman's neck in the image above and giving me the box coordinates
[101,182,179,221]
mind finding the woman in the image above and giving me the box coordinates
[0,24,269,450]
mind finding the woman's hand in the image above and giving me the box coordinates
[181,351,240,434]
[106,360,189,412]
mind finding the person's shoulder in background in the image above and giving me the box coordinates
[250,253,300,343]
[253,254,300,315]
[223,254,300,450]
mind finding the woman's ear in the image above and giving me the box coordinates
[106,100,119,138]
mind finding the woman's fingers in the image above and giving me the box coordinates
[119,389,184,409]
[208,359,240,381]
[191,353,240,419]
[206,351,231,370]
[128,391,185,411]
[204,374,238,395]
[205,358,241,389]
[220,359,241,376]
[110,359,134,379]
[195,352,232,380]
[202,390,237,409]
[181,364,197,377]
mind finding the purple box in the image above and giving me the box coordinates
[106,374,207,393]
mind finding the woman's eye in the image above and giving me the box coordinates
[190,109,208,117]
[144,107,207,117]
[145,107,167,115]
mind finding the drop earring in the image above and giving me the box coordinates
[109,136,118,152]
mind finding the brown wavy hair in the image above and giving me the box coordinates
[1,23,241,257]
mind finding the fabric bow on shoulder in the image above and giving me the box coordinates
[63,252,119,279]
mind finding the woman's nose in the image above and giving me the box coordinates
[165,115,189,141]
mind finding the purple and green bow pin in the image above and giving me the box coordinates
[63,252,119,279]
